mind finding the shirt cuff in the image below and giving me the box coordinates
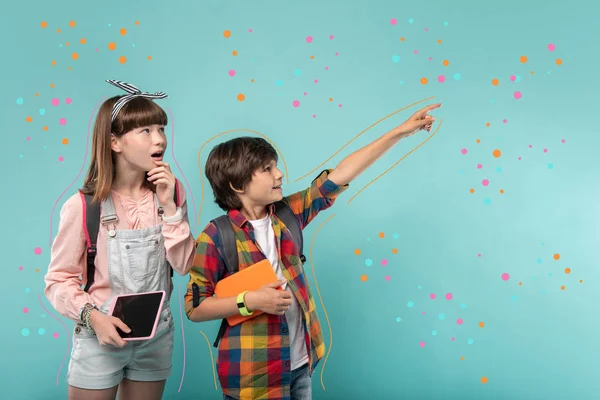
[162,207,184,223]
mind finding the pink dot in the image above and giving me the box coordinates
[306,36,313,43]
[445,293,453,300]
[58,156,64,162]
[548,43,556,52]
[461,148,468,155]
[19,266,23,271]
[27,136,31,141]
[23,307,29,313]
[561,139,566,143]
[429,57,433,61]
[425,28,429,32]
[419,341,426,347]
[314,79,319,84]
[457,318,463,325]
[529,144,533,148]
[329,34,334,40]
[304,92,307,96]
[381,259,388,266]
[335,52,339,56]
[422,311,426,315]
[228,69,236,77]
[477,164,483,169]
[518,157,522,160]
[96,48,99,52]
[34,247,42,255]
[503,119,507,123]
[385,276,391,281]
[338,104,342,108]
[59,118,67,125]
[510,75,516,82]
[543,148,548,153]
[248,28,253,33]
[292,100,300,108]
[437,75,446,83]
[478,254,481,257]
[514,91,522,99]
[65,98,72,104]
[414,50,418,55]
[451,337,455,341]
[51,98,60,106]
[312,114,316,118]
[501,272,510,281]
[325,66,329,70]
[482,179,489,187]
[429,293,436,299]
[390,18,397,25]
[53,332,59,339]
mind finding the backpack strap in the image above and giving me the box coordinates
[273,200,305,263]
[211,214,239,347]
[81,181,181,293]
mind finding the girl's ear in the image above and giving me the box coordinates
[110,133,122,153]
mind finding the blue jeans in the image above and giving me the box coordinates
[223,363,311,400]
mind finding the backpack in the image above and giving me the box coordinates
[206,200,305,347]
[79,183,181,292]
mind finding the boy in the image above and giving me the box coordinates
[185,103,441,399]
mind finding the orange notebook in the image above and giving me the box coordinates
[214,259,282,326]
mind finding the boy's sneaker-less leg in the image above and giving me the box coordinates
[290,364,312,400]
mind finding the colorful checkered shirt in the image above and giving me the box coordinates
[185,169,348,400]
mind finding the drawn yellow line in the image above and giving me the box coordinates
[347,120,443,205]
[309,213,337,390]
[294,96,435,182]
[199,330,218,390]
[196,129,289,227]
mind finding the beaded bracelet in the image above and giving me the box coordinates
[81,303,97,335]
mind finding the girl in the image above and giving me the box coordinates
[45,80,196,400]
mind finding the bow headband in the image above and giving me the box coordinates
[106,79,168,122]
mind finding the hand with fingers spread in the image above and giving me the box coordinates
[89,309,131,348]
[245,279,293,315]
[147,161,177,216]
[393,103,442,138]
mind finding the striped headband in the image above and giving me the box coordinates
[106,79,168,122]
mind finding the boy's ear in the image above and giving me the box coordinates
[229,182,245,194]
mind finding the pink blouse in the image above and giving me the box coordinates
[44,182,196,321]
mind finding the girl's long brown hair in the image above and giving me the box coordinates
[81,95,168,203]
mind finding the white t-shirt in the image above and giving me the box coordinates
[248,214,309,370]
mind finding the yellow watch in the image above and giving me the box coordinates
[237,291,253,317]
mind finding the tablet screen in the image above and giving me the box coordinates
[110,292,164,339]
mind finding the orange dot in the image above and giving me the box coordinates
[565,268,571,274]
[36,268,39,273]
[481,376,488,384]
[492,78,499,86]
[147,56,152,60]
[135,20,140,25]
[580,280,583,283]
[71,52,79,60]
[224,30,231,38]
[50,83,55,88]
[554,253,560,260]
[470,188,475,194]
[65,42,70,46]
[310,55,315,60]
[493,149,501,158]
[43,126,48,131]
[120,28,127,36]
[443,59,449,66]
[232,50,238,56]
[237,93,245,102]
[51,60,57,66]
[119,56,127,64]
[478,322,485,328]
[56,29,61,34]
[392,248,398,254]
[476,139,481,144]
[26,116,32,123]
[531,70,535,75]
[62,138,69,145]
[80,38,86,44]
[519,281,522,286]
[400,37,405,42]
[41,21,48,28]
[69,20,76,28]
[520,55,528,63]
[460,356,465,361]
[420,77,428,85]
[251,79,255,83]
[556,58,563,65]
[378,232,385,238]
[68,67,72,71]
[500,189,505,194]
[486,122,491,127]
[561,285,566,290]
[437,39,442,44]
[329,98,333,102]
[35,93,39,97]
[108,42,116,51]
[360,274,368,282]
[354,249,361,256]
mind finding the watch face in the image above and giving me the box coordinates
[237,302,245,308]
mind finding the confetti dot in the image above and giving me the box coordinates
[514,91,522,99]
[481,376,488,384]
[469,188,475,194]
[482,179,489,187]
[553,253,560,260]
[354,249,361,255]
[71,52,79,60]
[414,50,418,55]
[468,338,474,344]
[38,328,45,335]
[419,341,425,347]
[407,301,414,308]
[306,36,313,43]
[429,293,436,300]
[16,97,23,105]
[43,126,48,131]
[556,58,563,65]
[461,303,467,309]
[520,56,528,63]
[381,259,388,266]
[61,138,69,145]
[437,75,446,83]
[21,328,30,337]
[477,164,483,169]
[228,69,236,77]
[120,28,127,36]
[237,94,245,102]
[420,77,428,85]
[408,18,414,24]
[51,98,60,106]
[41,21,48,28]
[390,18,397,25]
[329,34,334,40]
[392,55,400,63]
[360,274,368,282]
[365,258,373,267]
[58,156,64,162]
[292,100,300,108]
[501,272,510,281]
[108,42,116,50]
[478,321,485,328]
[393,233,399,239]
[457,318,463,325]
[453,73,461,80]
[39,108,46,116]
[493,149,501,158]
[461,148,468,155]
[59,118,67,125]
[438,313,445,320]
[25,288,30,293]
[445,293,453,300]
[34,247,42,255]
[432,330,437,336]
[119,56,127,64]
[25,116,32,123]
[500,189,505,194]
[69,20,76,28]
[385,276,391,281]
[294,69,302,76]
[53,332,59,339]
[23,307,29,314]
[65,98,72,105]
[392,248,398,254]
[492,78,499,86]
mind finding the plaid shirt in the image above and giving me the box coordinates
[185,169,348,400]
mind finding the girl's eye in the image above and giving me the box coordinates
[265,166,271,171]
[141,128,150,134]
[159,127,165,133]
